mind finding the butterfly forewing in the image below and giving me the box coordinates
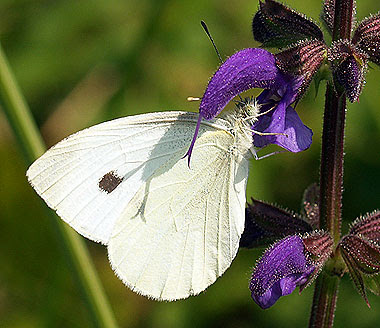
[26,111,229,244]
[108,129,249,300]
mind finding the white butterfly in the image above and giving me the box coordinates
[27,104,258,301]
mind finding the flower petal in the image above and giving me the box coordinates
[250,235,315,309]
[253,104,313,152]
[254,270,313,309]
[199,48,279,119]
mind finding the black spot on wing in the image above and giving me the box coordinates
[98,171,123,193]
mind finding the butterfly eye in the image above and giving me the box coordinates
[98,171,123,194]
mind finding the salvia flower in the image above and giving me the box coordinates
[243,196,334,309]
[251,0,380,103]
[250,235,315,309]
[249,231,334,309]
[193,48,313,156]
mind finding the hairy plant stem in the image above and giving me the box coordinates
[0,43,118,328]
[309,0,355,327]
[319,83,346,244]
[309,272,340,328]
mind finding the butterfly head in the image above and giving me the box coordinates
[226,97,262,139]
[235,97,262,126]
[219,97,262,158]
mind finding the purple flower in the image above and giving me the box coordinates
[250,235,315,309]
[199,48,279,119]
[251,76,313,152]
[185,48,312,160]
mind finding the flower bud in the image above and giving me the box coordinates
[329,40,368,102]
[240,199,312,248]
[252,0,324,48]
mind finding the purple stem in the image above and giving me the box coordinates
[319,83,346,243]
[309,0,355,327]
[309,272,340,328]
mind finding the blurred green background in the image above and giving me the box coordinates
[1,0,380,327]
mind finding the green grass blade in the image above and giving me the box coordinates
[0,42,119,328]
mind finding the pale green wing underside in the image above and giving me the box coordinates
[26,111,230,244]
[108,129,249,301]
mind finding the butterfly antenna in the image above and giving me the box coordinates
[201,20,223,64]
[201,20,243,102]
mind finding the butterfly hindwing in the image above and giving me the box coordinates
[108,128,249,300]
